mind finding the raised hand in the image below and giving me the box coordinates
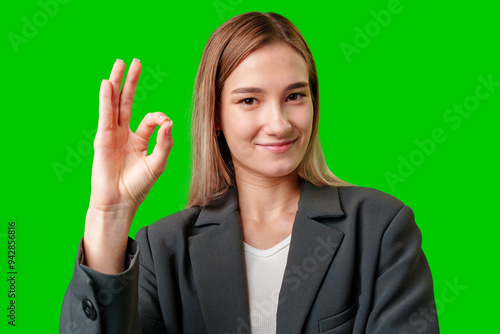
[84,59,173,274]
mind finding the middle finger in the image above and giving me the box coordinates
[119,58,142,127]
[109,59,126,112]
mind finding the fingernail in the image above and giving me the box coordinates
[133,58,140,63]
[166,120,173,136]
[159,114,167,121]
[116,58,124,63]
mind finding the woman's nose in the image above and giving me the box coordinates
[264,103,292,137]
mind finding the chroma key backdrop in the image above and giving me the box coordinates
[2,0,499,333]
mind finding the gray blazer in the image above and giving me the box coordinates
[60,179,439,333]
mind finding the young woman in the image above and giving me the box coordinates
[60,12,439,334]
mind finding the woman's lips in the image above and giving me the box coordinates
[257,139,297,152]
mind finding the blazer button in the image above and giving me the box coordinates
[82,299,97,320]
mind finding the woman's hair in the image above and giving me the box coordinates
[186,11,354,208]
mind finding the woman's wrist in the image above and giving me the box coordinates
[83,206,136,274]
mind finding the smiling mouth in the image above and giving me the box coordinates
[257,138,297,152]
[259,138,298,146]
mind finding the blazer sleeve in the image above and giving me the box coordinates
[59,235,142,334]
[365,205,440,333]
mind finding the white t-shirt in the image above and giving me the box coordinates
[244,234,292,334]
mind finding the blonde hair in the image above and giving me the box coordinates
[187,11,354,208]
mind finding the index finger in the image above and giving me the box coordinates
[98,79,115,131]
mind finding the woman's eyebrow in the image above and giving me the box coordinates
[231,81,309,94]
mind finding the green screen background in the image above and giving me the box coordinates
[2,0,498,332]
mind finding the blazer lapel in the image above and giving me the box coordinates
[188,179,346,334]
[276,179,346,334]
[188,187,251,334]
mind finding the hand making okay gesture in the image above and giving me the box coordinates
[84,59,173,274]
[90,58,173,213]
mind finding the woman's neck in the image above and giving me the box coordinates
[234,171,301,225]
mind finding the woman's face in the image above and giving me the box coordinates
[219,42,314,180]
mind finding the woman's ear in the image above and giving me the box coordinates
[214,113,220,131]
[214,120,221,136]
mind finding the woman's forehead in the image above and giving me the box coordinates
[223,44,308,92]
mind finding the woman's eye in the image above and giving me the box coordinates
[287,93,305,101]
[238,93,305,106]
[239,98,257,106]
